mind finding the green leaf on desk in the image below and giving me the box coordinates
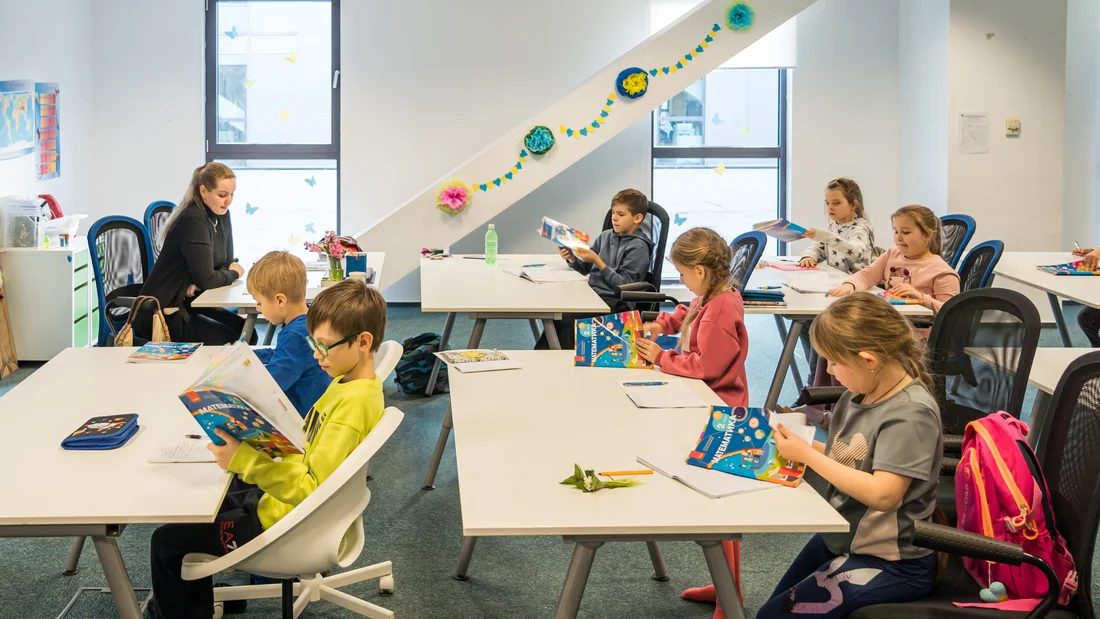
[561,463,640,492]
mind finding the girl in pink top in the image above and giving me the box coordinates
[829,205,960,314]
[635,227,748,618]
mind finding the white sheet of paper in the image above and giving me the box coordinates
[959,112,990,154]
[769,411,817,444]
[782,271,842,294]
[637,447,774,499]
[618,380,709,409]
[503,267,587,283]
[149,430,216,463]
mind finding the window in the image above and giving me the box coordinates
[652,68,788,280]
[205,0,340,265]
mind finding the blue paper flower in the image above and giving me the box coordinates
[726,2,755,31]
[524,126,555,155]
[615,67,649,99]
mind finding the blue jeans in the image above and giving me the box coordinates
[757,534,936,618]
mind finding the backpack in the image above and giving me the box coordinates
[393,333,448,395]
[114,296,172,347]
[955,412,1078,605]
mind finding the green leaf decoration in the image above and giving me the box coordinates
[562,463,641,492]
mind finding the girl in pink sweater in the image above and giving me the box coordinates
[635,227,748,618]
[829,204,960,314]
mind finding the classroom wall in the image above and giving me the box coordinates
[0,0,93,216]
[1063,0,1100,248]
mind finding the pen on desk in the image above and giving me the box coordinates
[186,434,203,440]
[522,263,545,268]
[462,256,485,260]
[622,381,667,386]
[599,469,654,477]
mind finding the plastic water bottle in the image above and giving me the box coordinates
[484,224,498,264]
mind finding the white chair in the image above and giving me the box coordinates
[183,407,405,619]
[374,340,402,381]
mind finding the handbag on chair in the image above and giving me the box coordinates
[114,296,172,347]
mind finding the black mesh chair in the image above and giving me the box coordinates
[601,200,670,292]
[87,216,154,346]
[850,351,1100,619]
[941,214,976,270]
[957,240,1004,292]
[144,200,175,262]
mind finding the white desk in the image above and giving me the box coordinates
[450,351,848,619]
[420,254,609,488]
[0,347,232,619]
[992,252,1100,346]
[748,261,933,408]
[192,252,386,342]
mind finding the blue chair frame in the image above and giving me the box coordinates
[143,200,176,263]
[940,214,976,269]
[87,215,154,346]
[956,239,1004,291]
[729,230,767,292]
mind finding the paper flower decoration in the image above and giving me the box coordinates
[616,67,649,99]
[524,126,555,155]
[726,2,755,31]
[436,180,471,215]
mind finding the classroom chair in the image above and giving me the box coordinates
[940,214,977,269]
[849,351,1100,619]
[957,239,1004,292]
[143,200,175,262]
[86,216,154,346]
[184,407,405,619]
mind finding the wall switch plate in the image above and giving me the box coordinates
[1006,117,1021,137]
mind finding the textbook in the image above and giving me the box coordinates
[1036,260,1100,276]
[753,218,807,242]
[177,342,307,458]
[686,406,807,488]
[434,349,520,374]
[574,310,652,368]
[742,288,786,306]
[127,342,202,363]
[879,290,923,305]
[540,216,591,251]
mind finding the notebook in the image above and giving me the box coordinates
[149,425,217,463]
[62,414,140,450]
[1036,261,1100,276]
[127,342,202,363]
[618,379,709,409]
[753,218,808,242]
[434,349,520,373]
[503,266,588,283]
[782,272,841,294]
[637,447,773,499]
[687,406,807,488]
[574,311,652,368]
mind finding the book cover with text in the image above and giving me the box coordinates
[574,310,652,369]
[687,406,805,488]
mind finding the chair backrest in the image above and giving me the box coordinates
[940,214,976,269]
[926,288,1041,436]
[728,231,767,293]
[1030,351,1100,619]
[184,407,405,580]
[144,201,175,262]
[374,340,402,381]
[956,239,1004,292]
[87,216,154,346]
[601,200,671,291]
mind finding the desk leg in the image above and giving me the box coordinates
[64,536,85,575]
[543,318,562,350]
[453,536,478,581]
[92,535,142,619]
[699,538,746,619]
[240,313,257,343]
[528,319,542,343]
[426,312,456,396]
[774,316,804,392]
[1048,294,1073,347]
[553,541,603,619]
[765,319,804,409]
[423,318,486,490]
[645,541,669,581]
[262,322,278,346]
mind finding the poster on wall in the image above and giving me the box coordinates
[35,83,60,180]
[0,80,36,161]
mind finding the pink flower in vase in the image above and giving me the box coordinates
[439,185,469,211]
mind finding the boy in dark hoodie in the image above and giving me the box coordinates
[536,188,654,349]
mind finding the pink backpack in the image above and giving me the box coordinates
[955,412,1078,605]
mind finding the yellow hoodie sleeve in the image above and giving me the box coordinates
[227,420,363,507]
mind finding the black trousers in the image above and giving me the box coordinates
[184,307,255,345]
[150,478,264,619]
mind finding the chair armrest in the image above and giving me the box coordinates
[617,282,655,293]
[798,386,847,406]
[940,456,959,475]
[620,291,678,304]
[943,434,963,451]
[640,311,659,322]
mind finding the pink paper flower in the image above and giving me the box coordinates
[439,185,469,210]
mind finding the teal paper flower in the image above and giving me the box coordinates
[726,2,755,31]
[524,125,555,155]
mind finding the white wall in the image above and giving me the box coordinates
[1063,0,1100,248]
[788,0,900,256]
[0,0,93,216]
[898,0,949,213]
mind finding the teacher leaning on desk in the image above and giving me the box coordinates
[1072,245,1100,347]
[135,163,256,345]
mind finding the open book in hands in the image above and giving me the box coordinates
[540,216,591,251]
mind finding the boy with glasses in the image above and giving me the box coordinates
[148,278,388,619]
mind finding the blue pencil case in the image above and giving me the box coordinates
[61,414,140,451]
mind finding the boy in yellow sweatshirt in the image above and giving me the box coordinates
[149,279,387,619]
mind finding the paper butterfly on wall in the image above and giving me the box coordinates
[304,176,317,187]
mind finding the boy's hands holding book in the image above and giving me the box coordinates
[774,424,815,464]
[573,247,605,269]
[558,246,577,264]
[207,429,241,471]
[634,338,662,363]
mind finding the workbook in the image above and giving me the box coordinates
[503,266,587,283]
[1036,260,1100,276]
[686,406,807,488]
[177,342,307,458]
[753,218,807,242]
[127,342,202,363]
[540,216,591,251]
[742,288,786,307]
[574,310,652,369]
[782,271,841,294]
[637,447,773,499]
[434,349,520,373]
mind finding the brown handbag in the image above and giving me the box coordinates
[114,296,172,347]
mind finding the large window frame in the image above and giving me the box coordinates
[651,69,790,269]
[204,0,342,231]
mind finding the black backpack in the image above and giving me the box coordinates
[394,333,448,395]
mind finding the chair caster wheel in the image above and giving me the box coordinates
[213,602,224,619]
[379,575,395,594]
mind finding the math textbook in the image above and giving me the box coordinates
[687,407,806,488]
[753,218,807,243]
[1037,261,1100,276]
[177,342,306,458]
[540,216,591,251]
[574,310,652,369]
[127,342,202,363]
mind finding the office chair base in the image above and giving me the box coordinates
[213,562,395,619]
